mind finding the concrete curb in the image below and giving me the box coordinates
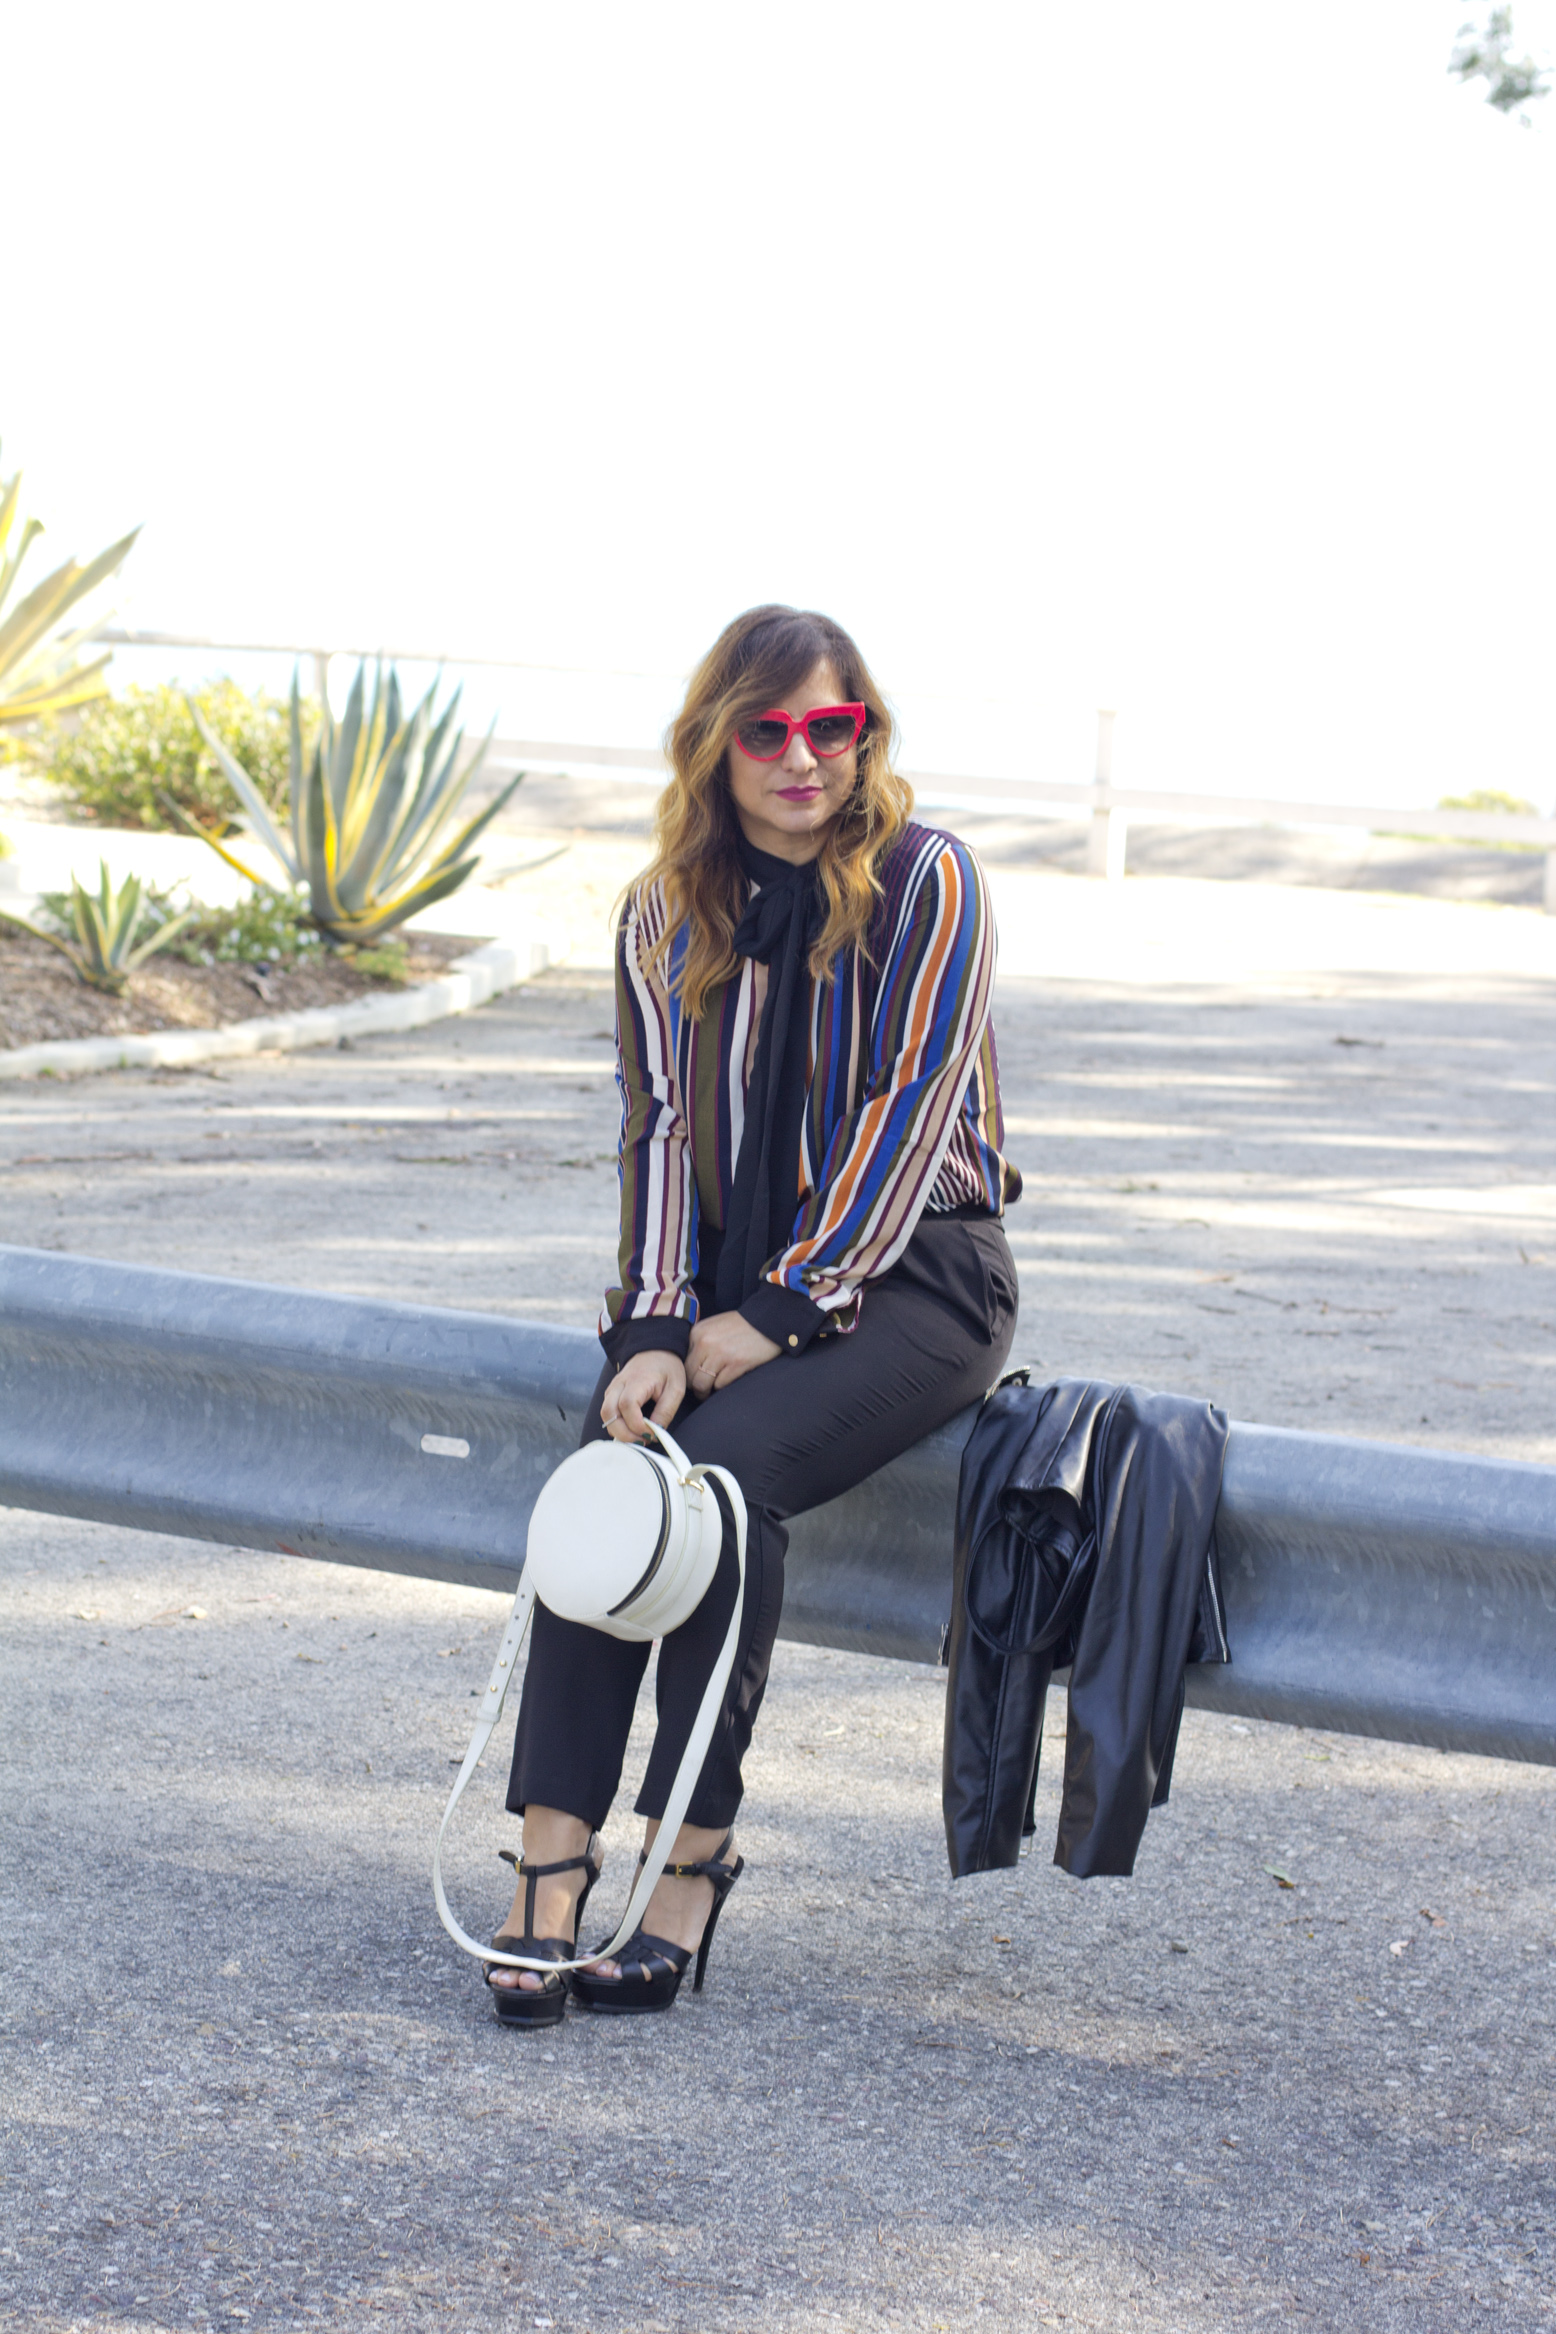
[0,927,550,1080]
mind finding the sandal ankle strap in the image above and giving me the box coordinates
[636,1828,735,1881]
[498,1833,601,1881]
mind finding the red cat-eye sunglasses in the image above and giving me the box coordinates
[733,703,867,762]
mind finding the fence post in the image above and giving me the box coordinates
[1086,709,1126,879]
[1545,848,1556,916]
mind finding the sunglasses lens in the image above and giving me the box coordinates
[737,718,789,759]
[806,714,860,755]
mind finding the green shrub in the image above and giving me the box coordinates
[1433,788,1542,852]
[163,890,409,981]
[24,871,411,983]
[32,680,320,833]
[344,940,409,982]
[167,886,326,968]
[1437,787,1538,817]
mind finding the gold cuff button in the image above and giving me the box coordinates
[787,1334,799,1348]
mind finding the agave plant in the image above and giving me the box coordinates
[0,861,195,995]
[0,449,139,727]
[187,661,520,945]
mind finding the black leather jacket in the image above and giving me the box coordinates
[942,1376,1230,1880]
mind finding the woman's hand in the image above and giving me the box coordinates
[685,1311,780,1400]
[601,1351,687,1442]
[601,1315,780,1441]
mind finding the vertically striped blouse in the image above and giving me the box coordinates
[600,819,1021,1361]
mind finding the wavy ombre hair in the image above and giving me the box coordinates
[640,605,912,1017]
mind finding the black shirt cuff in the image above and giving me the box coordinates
[600,1315,693,1366]
[739,1281,829,1355]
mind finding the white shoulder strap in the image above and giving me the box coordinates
[432,1431,747,1973]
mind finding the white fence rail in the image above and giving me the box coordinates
[95,628,1556,911]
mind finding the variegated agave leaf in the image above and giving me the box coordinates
[325,855,482,946]
[331,675,431,914]
[194,656,520,944]
[0,859,195,994]
[317,746,511,941]
[0,450,139,727]
[186,700,300,880]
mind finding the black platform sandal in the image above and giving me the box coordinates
[483,1835,602,2030]
[570,1831,744,2015]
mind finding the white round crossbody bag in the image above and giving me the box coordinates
[432,1420,747,1973]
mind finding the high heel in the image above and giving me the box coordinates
[571,1831,744,2015]
[483,1833,602,2029]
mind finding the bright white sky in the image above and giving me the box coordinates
[7,2,1554,805]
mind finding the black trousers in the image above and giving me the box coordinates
[506,1215,1019,1832]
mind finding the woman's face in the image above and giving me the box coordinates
[725,657,859,864]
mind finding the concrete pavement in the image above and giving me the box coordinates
[2,870,1553,2330]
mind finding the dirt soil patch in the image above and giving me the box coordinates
[0,925,473,1051]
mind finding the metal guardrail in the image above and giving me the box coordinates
[93,628,1556,907]
[2,1244,1553,1767]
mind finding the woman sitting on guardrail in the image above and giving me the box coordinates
[488,602,1022,2023]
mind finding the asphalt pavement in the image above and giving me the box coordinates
[2,906,1553,2332]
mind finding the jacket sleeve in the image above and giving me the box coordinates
[598,886,698,1363]
[740,832,996,1351]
